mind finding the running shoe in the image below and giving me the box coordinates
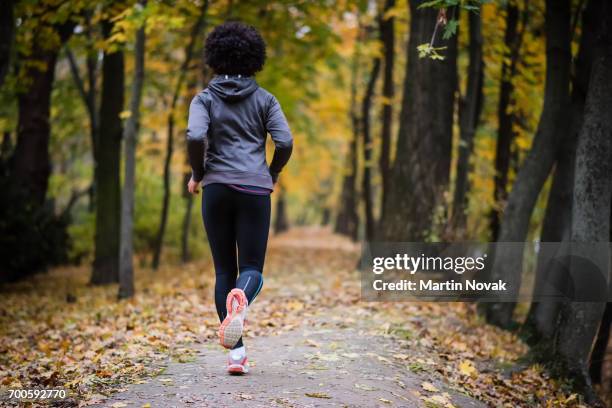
[227,346,249,375]
[218,288,248,349]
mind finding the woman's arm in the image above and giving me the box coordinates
[186,93,210,182]
[266,95,293,182]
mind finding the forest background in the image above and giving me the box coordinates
[1,0,611,405]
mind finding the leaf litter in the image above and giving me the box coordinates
[0,227,592,406]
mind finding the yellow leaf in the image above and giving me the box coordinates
[37,340,51,354]
[305,392,331,399]
[429,394,449,403]
[286,300,304,310]
[422,394,456,408]
[421,381,439,392]
[564,394,578,403]
[305,338,321,347]
[459,360,478,377]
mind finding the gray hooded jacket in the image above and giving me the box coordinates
[186,75,293,190]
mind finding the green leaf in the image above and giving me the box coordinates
[442,19,458,40]
[417,0,444,9]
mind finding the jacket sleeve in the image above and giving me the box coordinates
[186,94,210,182]
[266,95,293,181]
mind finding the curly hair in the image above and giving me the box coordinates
[204,22,266,76]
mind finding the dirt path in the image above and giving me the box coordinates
[97,322,484,408]
[96,228,487,408]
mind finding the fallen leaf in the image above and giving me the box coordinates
[421,381,439,392]
[422,393,455,408]
[305,392,331,399]
[305,339,321,347]
[355,383,378,391]
[96,370,113,378]
[459,360,477,377]
[317,352,339,362]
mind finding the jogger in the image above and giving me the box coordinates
[186,22,293,374]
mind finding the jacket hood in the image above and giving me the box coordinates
[208,75,259,103]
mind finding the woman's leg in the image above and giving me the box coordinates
[235,192,271,303]
[222,191,270,350]
[223,191,270,351]
[202,184,238,323]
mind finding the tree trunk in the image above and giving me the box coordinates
[66,13,99,212]
[274,187,289,234]
[180,27,212,265]
[361,55,380,241]
[490,2,526,241]
[335,133,359,240]
[12,57,57,205]
[378,1,457,241]
[119,11,146,300]
[0,0,14,88]
[152,0,209,269]
[452,11,483,233]
[91,20,125,285]
[66,47,98,160]
[378,0,395,220]
[335,26,361,241]
[554,5,612,398]
[484,0,572,329]
[11,20,74,205]
[321,207,331,226]
[589,302,611,385]
[181,171,194,263]
[180,77,195,265]
[86,16,99,212]
[152,108,174,269]
[1,131,10,158]
[2,11,74,281]
[522,0,599,346]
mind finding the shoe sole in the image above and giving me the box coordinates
[218,289,248,349]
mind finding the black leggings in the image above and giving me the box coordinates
[202,183,270,348]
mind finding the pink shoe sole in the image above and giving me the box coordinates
[218,289,248,349]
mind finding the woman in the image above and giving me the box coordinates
[186,22,293,375]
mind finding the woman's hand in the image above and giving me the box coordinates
[187,176,200,194]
